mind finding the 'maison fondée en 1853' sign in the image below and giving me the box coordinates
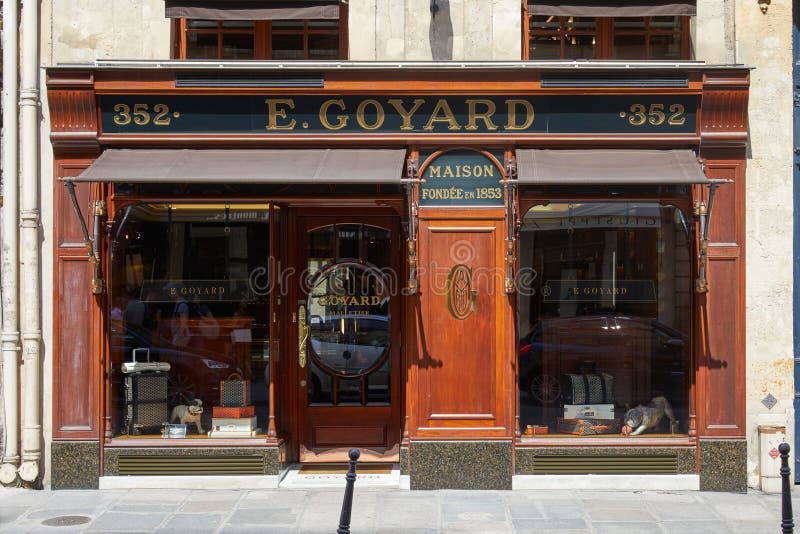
[100,95,697,135]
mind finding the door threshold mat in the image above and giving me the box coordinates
[299,463,393,475]
[279,463,400,488]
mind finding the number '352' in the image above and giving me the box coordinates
[112,103,174,126]
[628,103,686,126]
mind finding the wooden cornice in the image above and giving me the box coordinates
[699,70,750,149]
[47,70,100,151]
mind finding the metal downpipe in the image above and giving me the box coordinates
[0,0,21,486]
[18,0,42,484]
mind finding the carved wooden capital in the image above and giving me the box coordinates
[47,70,100,151]
[700,70,750,148]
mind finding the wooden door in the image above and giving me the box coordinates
[294,215,401,462]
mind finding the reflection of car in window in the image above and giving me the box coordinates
[309,314,390,376]
[518,315,687,406]
[307,314,391,405]
[113,327,235,408]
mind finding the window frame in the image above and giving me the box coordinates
[523,12,691,61]
[173,11,348,60]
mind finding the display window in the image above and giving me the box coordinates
[517,202,691,439]
[109,203,271,438]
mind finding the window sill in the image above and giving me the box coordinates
[106,434,280,447]
[516,434,693,447]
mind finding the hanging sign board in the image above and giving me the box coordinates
[99,94,697,136]
[419,151,504,207]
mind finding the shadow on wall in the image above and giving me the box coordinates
[429,0,453,60]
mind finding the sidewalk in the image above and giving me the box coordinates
[1,485,797,533]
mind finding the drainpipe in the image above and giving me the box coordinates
[17,0,42,484]
[0,0,21,486]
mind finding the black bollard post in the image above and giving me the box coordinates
[337,448,360,534]
[780,442,794,534]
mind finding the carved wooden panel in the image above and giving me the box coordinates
[415,216,511,437]
[53,257,97,437]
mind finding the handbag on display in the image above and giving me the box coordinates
[561,361,614,405]
[219,372,251,408]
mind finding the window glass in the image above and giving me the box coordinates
[308,33,340,59]
[109,204,270,438]
[614,34,647,59]
[517,203,691,439]
[529,35,562,60]
[186,32,219,59]
[222,33,255,59]
[187,19,217,29]
[272,33,305,60]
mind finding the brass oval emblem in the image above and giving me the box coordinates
[447,264,474,320]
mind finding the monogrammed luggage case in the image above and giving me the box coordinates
[561,372,614,404]
[123,371,168,435]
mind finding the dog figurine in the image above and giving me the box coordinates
[621,396,675,436]
[170,399,204,434]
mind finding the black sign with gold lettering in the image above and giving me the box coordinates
[100,95,697,135]
[419,150,504,207]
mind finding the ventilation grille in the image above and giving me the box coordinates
[118,455,264,476]
[541,72,689,88]
[533,455,678,475]
[175,72,324,88]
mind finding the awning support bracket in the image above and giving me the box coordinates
[503,159,518,294]
[64,180,105,295]
[405,157,421,295]
[694,179,729,293]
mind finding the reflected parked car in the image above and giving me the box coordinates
[112,326,235,407]
[518,315,687,405]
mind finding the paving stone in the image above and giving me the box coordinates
[180,499,241,513]
[710,502,773,520]
[508,503,546,519]
[226,507,296,525]
[442,520,513,532]
[726,519,781,534]
[156,513,225,533]
[219,528,292,534]
[84,511,169,532]
[108,503,177,513]
[648,502,722,521]
[586,508,656,522]
[511,517,589,533]
[22,508,102,521]
[442,502,506,522]
[0,506,28,524]
[658,520,731,534]
[593,523,664,534]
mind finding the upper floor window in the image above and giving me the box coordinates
[167,1,346,60]
[524,1,694,60]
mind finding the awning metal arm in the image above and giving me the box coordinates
[64,180,105,295]
[405,157,420,295]
[504,159,517,294]
[694,179,730,293]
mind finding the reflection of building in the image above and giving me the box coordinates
[0,1,791,494]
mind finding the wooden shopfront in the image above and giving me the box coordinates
[46,62,749,491]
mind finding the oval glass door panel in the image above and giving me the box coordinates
[308,262,390,377]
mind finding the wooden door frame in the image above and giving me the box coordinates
[286,207,404,462]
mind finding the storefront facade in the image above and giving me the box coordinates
[44,61,749,490]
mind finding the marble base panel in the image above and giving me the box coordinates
[409,440,512,490]
[51,441,100,490]
[699,438,747,492]
[515,446,696,475]
[400,444,409,475]
[103,446,283,476]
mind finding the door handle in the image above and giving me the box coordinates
[298,304,309,368]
